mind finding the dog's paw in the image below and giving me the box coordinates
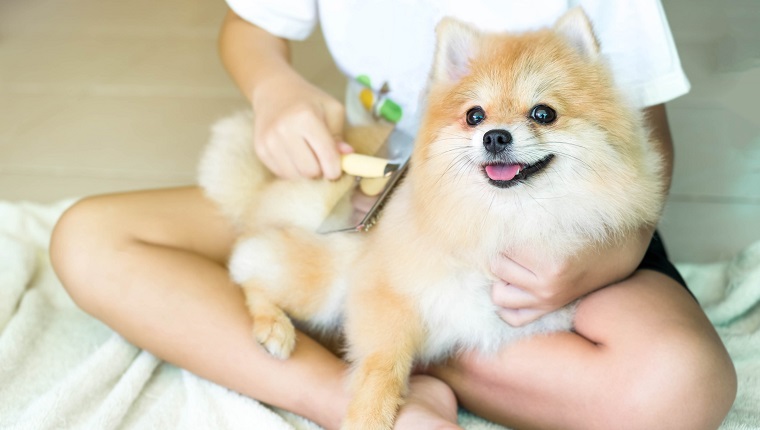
[252,310,296,359]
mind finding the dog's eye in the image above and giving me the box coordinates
[530,105,557,124]
[466,107,486,126]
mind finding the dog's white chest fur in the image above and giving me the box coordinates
[413,268,575,364]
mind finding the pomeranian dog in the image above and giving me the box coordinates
[199,7,665,430]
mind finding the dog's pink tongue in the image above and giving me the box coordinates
[485,164,521,181]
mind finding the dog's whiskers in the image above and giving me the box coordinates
[433,151,475,187]
[517,144,601,181]
[450,153,477,186]
[420,143,470,164]
[452,154,476,185]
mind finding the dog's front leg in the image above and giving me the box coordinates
[342,285,424,430]
[239,282,297,359]
[232,227,352,359]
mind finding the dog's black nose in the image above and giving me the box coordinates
[483,129,512,154]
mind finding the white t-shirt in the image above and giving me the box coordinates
[227,0,690,134]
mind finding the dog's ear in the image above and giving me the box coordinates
[432,18,481,83]
[554,7,600,58]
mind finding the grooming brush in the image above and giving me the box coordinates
[317,128,413,234]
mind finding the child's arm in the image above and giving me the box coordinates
[489,105,674,326]
[219,8,349,180]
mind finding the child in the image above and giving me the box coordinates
[51,1,736,428]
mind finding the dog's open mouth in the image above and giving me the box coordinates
[483,154,555,188]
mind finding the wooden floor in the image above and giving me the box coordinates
[1,0,758,263]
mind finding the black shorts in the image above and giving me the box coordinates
[637,231,694,299]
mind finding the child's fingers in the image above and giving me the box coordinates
[337,142,355,154]
[303,115,343,180]
[251,86,346,180]
[323,99,346,139]
[254,129,291,178]
[255,117,323,179]
[490,254,539,289]
[268,142,301,179]
[321,100,347,179]
[284,137,322,179]
[490,280,537,310]
[496,307,544,327]
[253,140,284,178]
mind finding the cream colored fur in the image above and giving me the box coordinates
[198,8,665,430]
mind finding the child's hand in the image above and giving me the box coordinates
[252,73,352,180]
[489,227,653,326]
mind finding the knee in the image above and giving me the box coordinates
[50,196,123,312]
[608,330,737,430]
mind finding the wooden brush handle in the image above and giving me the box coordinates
[340,153,392,178]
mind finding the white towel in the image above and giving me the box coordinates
[0,200,757,429]
[680,241,760,430]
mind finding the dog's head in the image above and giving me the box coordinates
[409,8,665,255]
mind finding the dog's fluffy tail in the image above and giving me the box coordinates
[198,111,272,225]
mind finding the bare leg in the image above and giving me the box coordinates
[431,271,737,430]
[394,375,461,430]
[50,187,349,429]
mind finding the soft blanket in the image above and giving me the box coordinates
[0,200,757,430]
